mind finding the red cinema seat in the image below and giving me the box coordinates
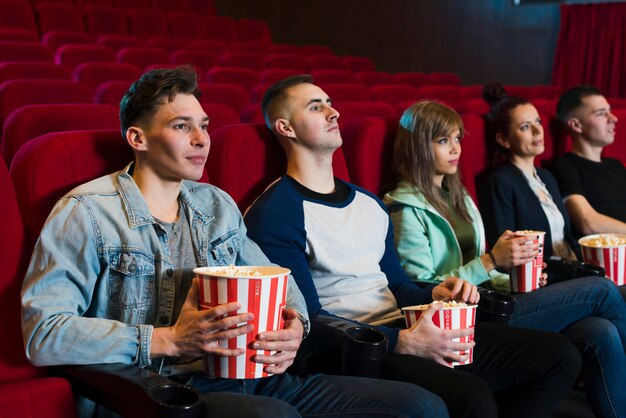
[237,18,271,45]
[0,157,78,418]
[73,62,141,86]
[208,123,350,212]
[204,16,239,44]
[206,67,260,91]
[127,10,169,40]
[168,12,205,40]
[334,101,397,126]
[113,0,150,9]
[355,71,393,87]
[259,68,301,84]
[197,82,250,114]
[310,69,355,84]
[250,83,270,103]
[459,85,483,99]
[426,72,461,86]
[0,79,93,133]
[145,38,187,53]
[415,85,461,107]
[318,83,370,102]
[370,84,419,106]
[55,44,116,68]
[239,102,263,123]
[42,31,95,51]
[340,116,398,196]
[342,55,375,72]
[83,6,129,37]
[532,98,558,117]
[392,72,428,89]
[116,47,170,71]
[454,98,489,115]
[0,1,38,35]
[171,50,219,74]
[529,85,560,99]
[97,34,144,51]
[504,85,531,98]
[93,79,131,106]
[230,41,269,54]
[458,113,487,203]
[0,27,38,42]
[268,44,301,54]
[189,39,229,55]
[0,61,71,83]
[306,54,346,70]
[36,3,85,34]
[201,102,240,133]
[2,103,120,164]
[263,53,308,71]
[219,51,264,71]
[0,41,53,62]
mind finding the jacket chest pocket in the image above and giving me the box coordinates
[107,249,156,324]
[208,230,241,266]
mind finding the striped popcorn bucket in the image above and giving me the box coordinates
[193,266,290,379]
[509,231,545,293]
[579,234,626,286]
[402,304,477,366]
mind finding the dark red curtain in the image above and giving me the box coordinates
[552,2,626,98]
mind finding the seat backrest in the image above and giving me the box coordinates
[73,62,141,86]
[0,61,72,83]
[0,27,39,42]
[305,54,346,70]
[458,113,487,203]
[259,68,301,84]
[0,1,38,34]
[197,82,250,114]
[415,85,461,108]
[83,6,129,36]
[116,47,170,71]
[168,12,205,40]
[391,72,428,89]
[2,103,120,165]
[96,34,144,51]
[170,50,219,74]
[340,116,398,196]
[55,44,116,68]
[0,157,40,383]
[0,41,53,62]
[127,10,169,39]
[36,3,85,34]
[263,53,308,72]
[310,69,355,84]
[145,38,187,53]
[93,79,132,106]
[189,39,228,56]
[426,72,461,86]
[208,123,350,212]
[42,31,95,51]
[203,16,239,44]
[10,130,134,244]
[206,67,260,91]
[0,79,94,132]
[454,98,489,115]
[342,55,375,72]
[237,18,271,45]
[354,71,393,87]
[369,84,418,105]
[219,51,264,71]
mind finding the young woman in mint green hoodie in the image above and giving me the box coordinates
[384,100,626,418]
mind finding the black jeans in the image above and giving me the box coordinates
[381,322,581,418]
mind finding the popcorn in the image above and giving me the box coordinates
[580,234,626,247]
[211,265,263,277]
[405,300,470,310]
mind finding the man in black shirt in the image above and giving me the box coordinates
[552,85,626,238]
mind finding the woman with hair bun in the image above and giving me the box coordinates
[385,98,626,418]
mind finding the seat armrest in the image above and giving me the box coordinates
[55,364,204,418]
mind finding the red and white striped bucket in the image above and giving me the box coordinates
[579,234,626,286]
[403,303,477,366]
[193,266,290,379]
[509,231,545,293]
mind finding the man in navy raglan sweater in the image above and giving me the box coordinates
[244,75,581,418]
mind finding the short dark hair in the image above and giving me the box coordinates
[556,85,603,123]
[119,65,201,136]
[261,74,314,129]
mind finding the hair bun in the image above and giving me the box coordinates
[482,82,508,106]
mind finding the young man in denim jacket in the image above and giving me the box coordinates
[20,66,449,418]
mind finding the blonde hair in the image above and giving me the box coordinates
[392,101,471,224]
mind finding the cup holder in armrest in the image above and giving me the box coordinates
[148,383,203,417]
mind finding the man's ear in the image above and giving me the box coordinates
[274,118,295,138]
[495,132,511,149]
[125,126,147,151]
[567,117,583,134]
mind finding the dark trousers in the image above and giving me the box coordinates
[381,322,581,418]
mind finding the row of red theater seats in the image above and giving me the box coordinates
[1,1,235,41]
[3,0,215,13]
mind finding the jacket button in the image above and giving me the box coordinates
[166,269,174,277]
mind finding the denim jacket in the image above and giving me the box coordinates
[22,163,309,370]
